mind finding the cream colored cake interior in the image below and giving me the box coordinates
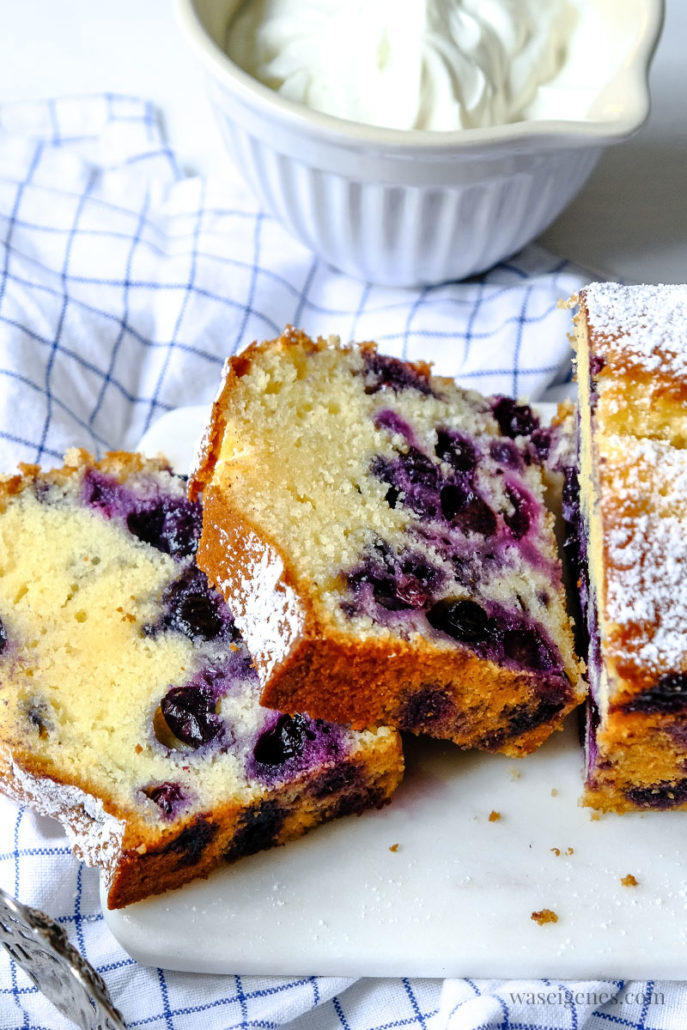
[214,339,575,671]
[0,492,260,824]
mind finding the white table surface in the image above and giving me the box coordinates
[1,0,685,287]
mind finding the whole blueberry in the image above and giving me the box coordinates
[489,439,521,469]
[127,505,165,548]
[128,499,202,558]
[160,685,222,748]
[160,568,232,642]
[172,591,224,641]
[253,713,316,766]
[491,397,539,439]
[435,429,477,472]
[440,483,497,536]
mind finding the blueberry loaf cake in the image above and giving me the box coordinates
[191,329,584,756]
[0,451,403,908]
[575,282,687,812]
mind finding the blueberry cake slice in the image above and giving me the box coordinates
[191,329,584,756]
[575,282,687,812]
[0,451,403,908]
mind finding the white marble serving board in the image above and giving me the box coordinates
[102,405,687,979]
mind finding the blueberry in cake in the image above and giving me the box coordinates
[191,329,584,756]
[575,282,687,812]
[0,451,403,908]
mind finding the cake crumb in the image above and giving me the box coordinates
[551,847,561,856]
[565,847,574,856]
[551,788,558,797]
[621,874,638,887]
[590,812,602,821]
[389,843,400,853]
[531,908,559,925]
[488,810,501,822]
[508,766,521,781]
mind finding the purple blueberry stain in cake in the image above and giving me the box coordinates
[590,354,606,377]
[504,697,565,740]
[362,351,434,396]
[489,439,522,470]
[491,397,539,440]
[622,672,687,715]
[82,468,133,518]
[374,409,417,445]
[588,355,606,412]
[149,566,238,645]
[440,479,497,536]
[528,427,553,465]
[624,778,687,810]
[127,498,202,558]
[435,429,478,472]
[249,713,345,785]
[224,800,286,861]
[164,816,218,866]
[0,616,6,655]
[143,780,192,819]
[427,596,565,676]
[665,722,687,750]
[309,760,360,800]
[398,686,455,732]
[334,784,389,817]
[503,627,557,672]
[371,447,443,520]
[502,482,533,541]
[427,598,497,648]
[83,468,202,560]
[23,698,52,739]
[344,542,445,615]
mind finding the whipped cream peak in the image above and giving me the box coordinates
[226,0,576,132]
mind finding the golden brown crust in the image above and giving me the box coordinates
[1,738,403,908]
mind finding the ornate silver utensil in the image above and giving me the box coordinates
[0,887,126,1029]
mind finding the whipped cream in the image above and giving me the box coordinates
[225,0,576,132]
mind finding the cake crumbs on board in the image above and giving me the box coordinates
[531,909,559,925]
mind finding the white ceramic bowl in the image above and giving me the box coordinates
[175,0,664,287]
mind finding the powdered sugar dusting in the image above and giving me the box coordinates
[3,753,124,887]
[602,436,687,677]
[582,282,687,379]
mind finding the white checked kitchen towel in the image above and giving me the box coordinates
[0,94,681,1030]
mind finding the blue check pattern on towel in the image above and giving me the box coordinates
[0,95,681,1030]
